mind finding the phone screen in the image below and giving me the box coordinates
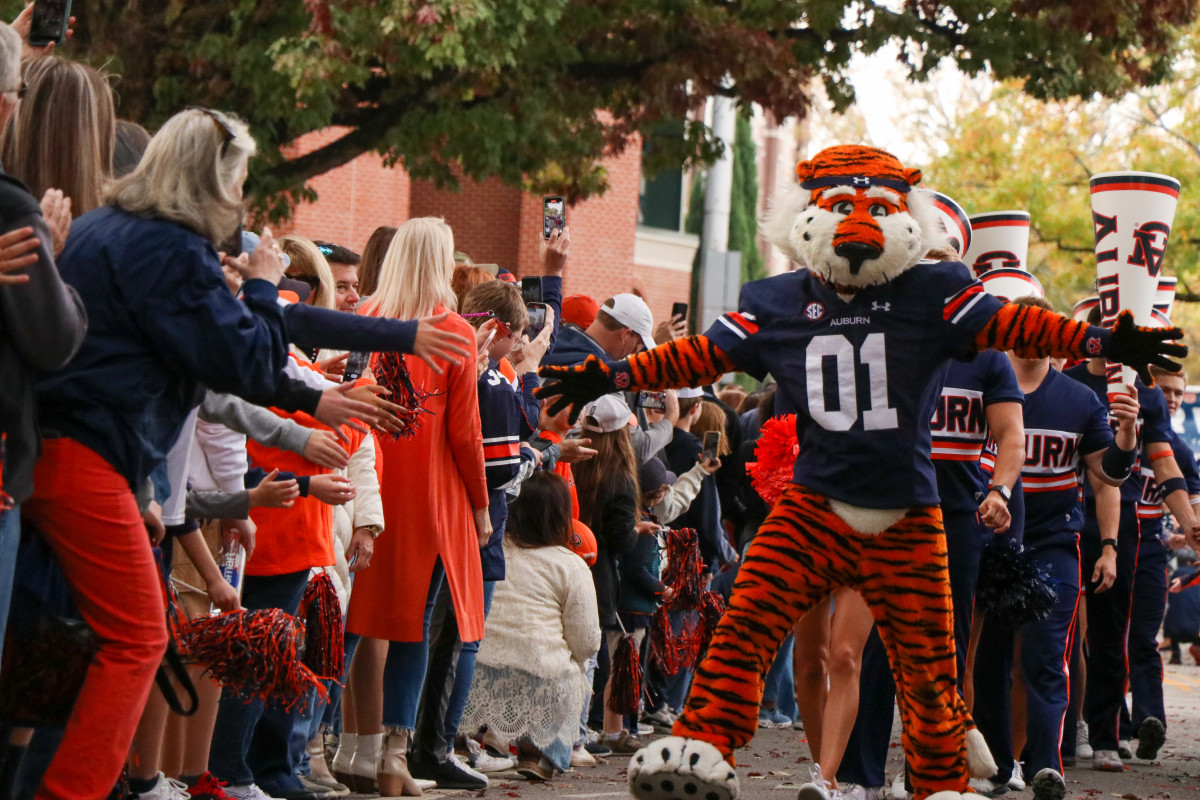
[30,0,71,46]
[343,351,372,383]
[671,301,689,322]
[543,196,566,240]
[702,431,721,462]
[641,391,667,411]
[521,276,543,305]
[525,303,548,340]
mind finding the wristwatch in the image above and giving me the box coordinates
[1101,538,1118,551]
[358,524,383,539]
[988,484,1012,505]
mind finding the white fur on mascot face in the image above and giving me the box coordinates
[762,145,947,294]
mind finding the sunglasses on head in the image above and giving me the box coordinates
[287,274,322,290]
[190,107,235,157]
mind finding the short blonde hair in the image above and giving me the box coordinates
[106,108,254,246]
[361,217,457,320]
[280,236,337,310]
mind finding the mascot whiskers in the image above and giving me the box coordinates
[537,145,1186,800]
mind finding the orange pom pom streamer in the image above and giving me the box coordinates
[298,572,344,681]
[746,414,799,506]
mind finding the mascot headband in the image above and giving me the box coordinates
[799,175,912,194]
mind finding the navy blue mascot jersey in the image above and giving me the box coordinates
[705,260,1005,509]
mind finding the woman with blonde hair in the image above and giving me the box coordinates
[344,217,490,796]
[1,55,115,217]
[280,235,338,311]
[22,107,293,800]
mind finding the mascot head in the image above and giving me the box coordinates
[763,145,946,293]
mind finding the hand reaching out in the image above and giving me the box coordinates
[302,429,351,470]
[308,474,357,506]
[542,227,570,276]
[413,312,473,375]
[247,469,299,509]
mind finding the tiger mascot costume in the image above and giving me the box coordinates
[537,145,1185,800]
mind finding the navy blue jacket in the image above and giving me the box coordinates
[478,363,538,580]
[542,322,606,368]
[36,207,291,490]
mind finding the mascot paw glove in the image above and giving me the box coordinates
[1106,310,1188,385]
[537,355,633,423]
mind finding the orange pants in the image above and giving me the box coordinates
[22,439,168,800]
[673,485,971,800]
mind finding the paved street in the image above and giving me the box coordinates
[361,658,1200,800]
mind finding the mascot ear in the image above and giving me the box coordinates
[904,167,923,187]
[795,159,817,184]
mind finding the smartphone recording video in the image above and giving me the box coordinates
[525,302,549,340]
[671,301,689,322]
[343,351,372,383]
[641,392,667,411]
[521,276,543,305]
[702,430,722,462]
[543,196,566,240]
[30,0,72,47]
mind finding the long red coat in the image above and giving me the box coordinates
[345,309,489,642]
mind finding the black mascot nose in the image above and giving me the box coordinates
[834,241,883,275]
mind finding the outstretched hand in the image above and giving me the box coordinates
[536,355,622,423]
[1107,310,1188,386]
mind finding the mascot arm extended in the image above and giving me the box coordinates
[537,335,736,421]
[976,306,1186,385]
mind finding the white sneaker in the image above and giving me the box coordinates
[224,786,280,800]
[1030,768,1066,800]
[969,776,1009,797]
[1008,762,1025,791]
[1091,750,1123,772]
[462,737,516,773]
[1076,722,1093,760]
[797,764,833,800]
[1117,739,1133,760]
[570,744,598,767]
[133,774,190,800]
[841,782,883,800]
[637,722,655,736]
[449,752,490,786]
[889,771,909,800]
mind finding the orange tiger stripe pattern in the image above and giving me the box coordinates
[974,303,1097,359]
[625,335,737,390]
[794,145,923,188]
[672,484,971,800]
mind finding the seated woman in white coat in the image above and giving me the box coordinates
[461,470,601,781]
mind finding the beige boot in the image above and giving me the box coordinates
[348,732,381,794]
[378,727,424,796]
[306,734,350,794]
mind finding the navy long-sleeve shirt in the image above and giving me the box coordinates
[36,207,291,490]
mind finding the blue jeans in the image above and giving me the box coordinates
[382,561,444,729]
[0,506,18,672]
[761,632,795,720]
[444,579,494,738]
[209,570,311,789]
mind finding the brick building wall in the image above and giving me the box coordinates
[285,130,690,327]
[282,128,410,253]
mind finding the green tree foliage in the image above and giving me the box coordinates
[21,0,1193,218]
[729,115,765,284]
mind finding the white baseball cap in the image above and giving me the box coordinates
[580,394,637,434]
[601,294,657,352]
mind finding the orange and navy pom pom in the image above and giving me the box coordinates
[299,572,344,681]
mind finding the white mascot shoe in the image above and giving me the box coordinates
[628,737,739,800]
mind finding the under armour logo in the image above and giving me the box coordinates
[871,301,890,312]
[852,176,871,187]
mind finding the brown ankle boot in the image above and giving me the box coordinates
[378,727,424,796]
